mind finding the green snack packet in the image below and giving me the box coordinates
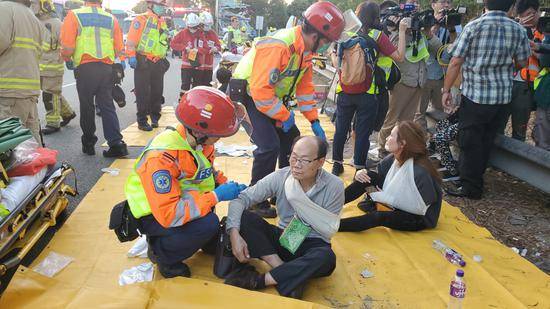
[279,216,312,254]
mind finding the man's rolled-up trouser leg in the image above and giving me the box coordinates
[140,212,220,266]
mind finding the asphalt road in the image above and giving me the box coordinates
[39,57,186,214]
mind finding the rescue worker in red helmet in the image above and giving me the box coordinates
[230,1,355,218]
[124,87,250,278]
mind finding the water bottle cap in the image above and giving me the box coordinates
[456,269,465,277]
[459,260,466,267]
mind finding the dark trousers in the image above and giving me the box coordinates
[243,94,300,186]
[458,96,508,196]
[200,69,213,86]
[134,55,165,124]
[139,212,219,266]
[239,211,336,296]
[374,90,389,132]
[75,62,122,147]
[340,181,431,231]
[497,81,534,141]
[181,68,202,91]
[332,92,378,168]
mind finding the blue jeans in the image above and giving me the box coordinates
[332,92,378,168]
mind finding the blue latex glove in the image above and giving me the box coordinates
[214,181,246,202]
[65,61,74,70]
[311,120,326,141]
[281,111,295,133]
[128,57,137,69]
[120,60,126,70]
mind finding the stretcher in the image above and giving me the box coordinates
[0,163,77,292]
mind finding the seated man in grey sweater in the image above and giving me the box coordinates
[224,136,345,299]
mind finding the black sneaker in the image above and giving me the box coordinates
[60,113,76,127]
[249,201,277,218]
[82,144,95,155]
[158,263,191,278]
[331,162,344,176]
[441,170,460,182]
[103,141,128,158]
[138,123,153,131]
[41,125,60,135]
[357,196,376,213]
[444,185,482,200]
[151,121,159,128]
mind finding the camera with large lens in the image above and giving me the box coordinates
[437,6,466,28]
[410,9,436,32]
[381,3,416,31]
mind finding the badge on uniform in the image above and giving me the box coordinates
[269,69,280,85]
[133,21,141,29]
[152,170,172,194]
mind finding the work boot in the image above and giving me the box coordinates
[151,120,159,128]
[331,162,344,176]
[60,113,76,127]
[138,123,153,131]
[41,125,60,135]
[158,262,191,278]
[103,141,128,158]
[224,264,261,290]
[249,201,276,218]
[82,144,95,156]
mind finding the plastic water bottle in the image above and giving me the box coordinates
[448,269,466,309]
[433,240,467,267]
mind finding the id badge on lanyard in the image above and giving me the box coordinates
[279,215,312,254]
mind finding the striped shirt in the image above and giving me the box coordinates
[450,11,531,105]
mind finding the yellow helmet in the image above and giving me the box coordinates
[31,0,55,14]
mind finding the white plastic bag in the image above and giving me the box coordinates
[11,140,40,168]
[0,167,47,212]
[118,262,154,286]
[370,158,428,215]
[127,236,148,258]
[33,251,74,278]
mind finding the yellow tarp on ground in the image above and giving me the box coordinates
[2,158,548,308]
[115,107,335,147]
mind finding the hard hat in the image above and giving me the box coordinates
[176,87,250,138]
[30,0,54,14]
[200,11,213,26]
[146,0,167,6]
[186,13,201,28]
[303,1,361,41]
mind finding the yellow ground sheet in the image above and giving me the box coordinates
[2,157,548,308]
[115,106,335,147]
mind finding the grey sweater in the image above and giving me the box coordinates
[226,167,345,243]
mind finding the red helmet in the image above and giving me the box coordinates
[176,87,248,138]
[303,1,345,42]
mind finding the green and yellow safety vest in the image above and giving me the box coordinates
[136,16,168,58]
[233,26,307,100]
[125,129,215,219]
[534,68,548,90]
[226,26,245,45]
[405,35,429,63]
[72,6,115,66]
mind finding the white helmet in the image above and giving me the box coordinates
[200,12,214,26]
[186,13,201,28]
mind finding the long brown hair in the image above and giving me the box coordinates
[395,121,442,183]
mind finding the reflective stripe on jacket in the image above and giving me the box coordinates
[72,6,115,66]
[233,26,318,122]
[0,1,44,98]
[125,125,226,228]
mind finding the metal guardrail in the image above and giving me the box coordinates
[314,64,550,194]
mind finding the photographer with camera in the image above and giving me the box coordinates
[495,0,544,142]
[415,0,463,131]
[442,0,531,199]
[377,3,442,158]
